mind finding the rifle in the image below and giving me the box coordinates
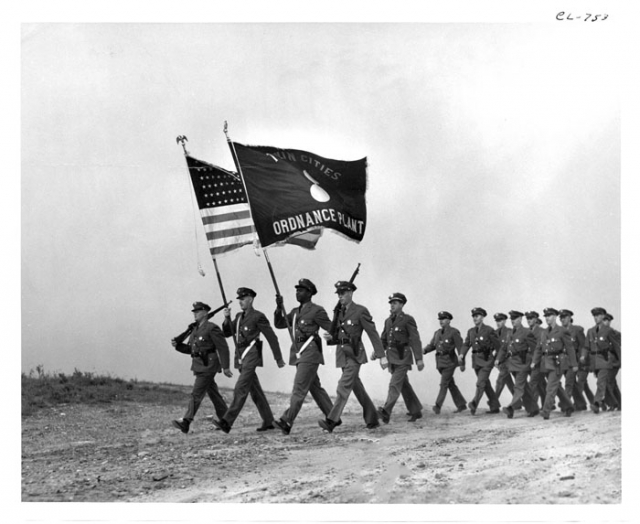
[172,301,231,365]
[329,263,361,342]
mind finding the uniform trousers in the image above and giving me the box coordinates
[593,368,610,406]
[507,369,535,412]
[470,366,500,411]
[529,366,548,408]
[574,369,594,406]
[281,362,333,426]
[494,363,515,399]
[382,364,422,416]
[184,372,228,422]
[562,368,586,410]
[222,363,273,426]
[605,367,621,409]
[328,359,378,425]
[435,366,467,409]
[542,369,573,416]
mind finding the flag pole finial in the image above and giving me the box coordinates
[176,135,189,155]
[223,121,229,141]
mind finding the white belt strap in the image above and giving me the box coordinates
[239,339,258,364]
[295,335,315,359]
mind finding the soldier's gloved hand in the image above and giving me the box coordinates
[275,294,284,309]
[572,366,578,372]
[458,355,464,365]
[530,362,535,369]
[422,347,428,355]
[370,351,377,360]
[380,356,389,370]
[171,339,177,347]
[494,360,500,367]
[276,359,286,368]
[322,332,333,342]
[580,356,585,364]
[223,368,233,378]
[417,360,425,372]
[223,307,231,318]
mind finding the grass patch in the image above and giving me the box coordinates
[22,365,188,417]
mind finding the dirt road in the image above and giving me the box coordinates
[21,385,621,504]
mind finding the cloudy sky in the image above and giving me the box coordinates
[12,1,640,521]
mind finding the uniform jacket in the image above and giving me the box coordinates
[581,324,621,371]
[495,326,512,371]
[566,324,588,370]
[424,325,463,370]
[496,325,537,373]
[331,301,386,368]
[380,312,422,367]
[460,323,500,369]
[175,320,230,374]
[274,301,332,366]
[533,324,577,372]
[611,329,622,367]
[222,308,282,369]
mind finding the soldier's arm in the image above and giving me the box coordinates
[221,315,235,338]
[210,324,231,371]
[273,306,292,330]
[460,330,471,359]
[563,329,578,367]
[312,305,334,333]
[495,337,508,364]
[609,330,621,362]
[423,331,437,354]
[256,312,284,363]
[405,315,423,362]
[531,337,543,367]
[360,307,386,359]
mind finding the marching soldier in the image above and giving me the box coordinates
[423,311,467,414]
[171,302,231,434]
[526,311,547,415]
[376,293,424,424]
[603,313,621,411]
[212,288,285,433]
[559,309,588,411]
[459,307,501,415]
[318,281,386,433]
[493,312,518,408]
[581,307,621,414]
[531,308,577,420]
[495,311,537,418]
[271,278,335,435]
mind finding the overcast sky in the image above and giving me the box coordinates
[20,19,625,408]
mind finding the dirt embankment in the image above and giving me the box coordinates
[22,385,621,504]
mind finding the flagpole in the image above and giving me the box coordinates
[224,122,294,341]
[177,134,230,308]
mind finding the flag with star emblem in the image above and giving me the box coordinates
[186,155,322,257]
[229,142,367,249]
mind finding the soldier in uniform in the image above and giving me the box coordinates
[459,307,501,415]
[171,302,232,434]
[531,308,577,419]
[581,307,621,414]
[318,281,386,433]
[493,312,518,408]
[376,293,425,424]
[423,311,467,414]
[559,309,588,411]
[495,311,537,418]
[525,311,547,415]
[271,279,335,435]
[603,313,621,411]
[211,288,286,433]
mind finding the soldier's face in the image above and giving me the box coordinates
[296,287,311,303]
[544,314,556,327]
[603,319,610,327]
[472,314,484,326]
[511,317,521,328]
[560,316,570,327]
[495,319,505,329]
[594,314,604,325]
[338,290,353,306]
[193,309,207,321]
[389,301,403,314]
[238,296,253,311]
[526,317,536,328]
[439,318,451,328]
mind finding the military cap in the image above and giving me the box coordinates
[508,310,524,320]
[591,307,607,316]
[335,280,357,293]
[191,301,211,312]
[295,278,317,295]
[604,313,614,321]
[558,309,573,318]
[525,310,540,319]
[388,292,407,304]
[236,287,256,299]
[543,307,559,317]
[438,311,453,320]
[471,307,487,317]
[493,312,508,321]
[536,318,543,325]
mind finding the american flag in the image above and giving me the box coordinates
[186,155,321,257]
